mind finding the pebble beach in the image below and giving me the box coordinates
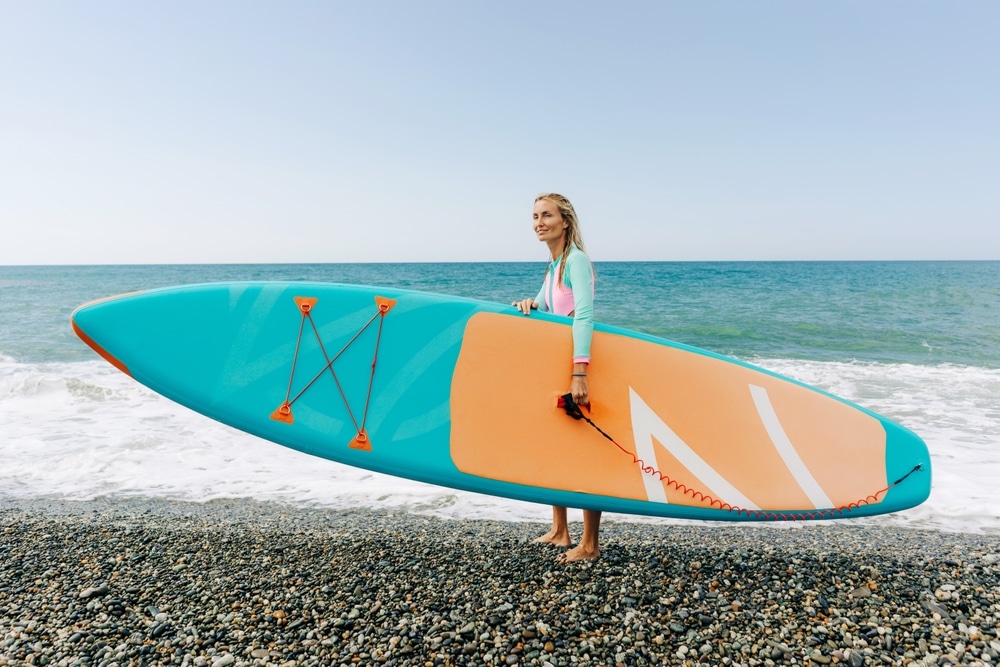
[2,498,999,667]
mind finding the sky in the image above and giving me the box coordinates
[1,1,997,264]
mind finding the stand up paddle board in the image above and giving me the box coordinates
[71,282,931,521]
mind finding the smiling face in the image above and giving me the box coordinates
[532,197,569,251]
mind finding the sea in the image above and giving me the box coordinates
[1,262,998,533]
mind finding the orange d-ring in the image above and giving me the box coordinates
[349,429,371,451]
[294,297,318,315]
[270,402,294,424]
[375,296,396,314]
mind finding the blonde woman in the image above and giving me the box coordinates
[512,193,600,562]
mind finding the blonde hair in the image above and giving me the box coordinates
[535,192,588,284]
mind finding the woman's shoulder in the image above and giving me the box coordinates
[566,245,592,268]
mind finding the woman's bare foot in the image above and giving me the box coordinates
[533,527,572,547]
[557,543,600,563]
[535,507,572,546]
[556,509,602,563]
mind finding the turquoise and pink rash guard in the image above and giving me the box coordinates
[533,245,594,364]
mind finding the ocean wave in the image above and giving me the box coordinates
[0,360,131,402]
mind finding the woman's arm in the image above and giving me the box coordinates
[566,252,594,364]
[566,251,594,405]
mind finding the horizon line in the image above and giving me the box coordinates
[2,258,1000,269]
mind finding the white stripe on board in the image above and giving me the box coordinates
[629,387,759,510]
[749,384,832,509]
[629,387,669,504]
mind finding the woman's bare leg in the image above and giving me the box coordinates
[533,506,572,547]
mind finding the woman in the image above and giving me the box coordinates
[512,193,601,563]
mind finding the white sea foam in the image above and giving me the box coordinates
[1,357,998,533]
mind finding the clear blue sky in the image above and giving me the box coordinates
[1,1,997,264]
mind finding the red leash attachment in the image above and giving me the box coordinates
[557,393,590,419]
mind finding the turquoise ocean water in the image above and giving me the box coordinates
[1,262,998,531]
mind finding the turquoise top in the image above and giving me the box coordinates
[533,245,594,363]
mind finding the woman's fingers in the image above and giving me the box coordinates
[570,376,589,406]
[512,298,535,315]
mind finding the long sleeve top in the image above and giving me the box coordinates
[533,245,594,364]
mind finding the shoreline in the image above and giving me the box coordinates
[2,497,999,666]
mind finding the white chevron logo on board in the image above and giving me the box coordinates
[628,385,831,510]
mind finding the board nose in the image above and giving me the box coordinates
[71,295,136,377]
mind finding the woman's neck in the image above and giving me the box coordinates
[547,237,566,261]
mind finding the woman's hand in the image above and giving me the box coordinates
[569,375,589,407]
[512,298,538,315]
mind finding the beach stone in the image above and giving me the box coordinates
[768,641,791,655]
[922,598,953,620]
[79,584,110,599]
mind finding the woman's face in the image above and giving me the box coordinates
[532,198,568,245]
